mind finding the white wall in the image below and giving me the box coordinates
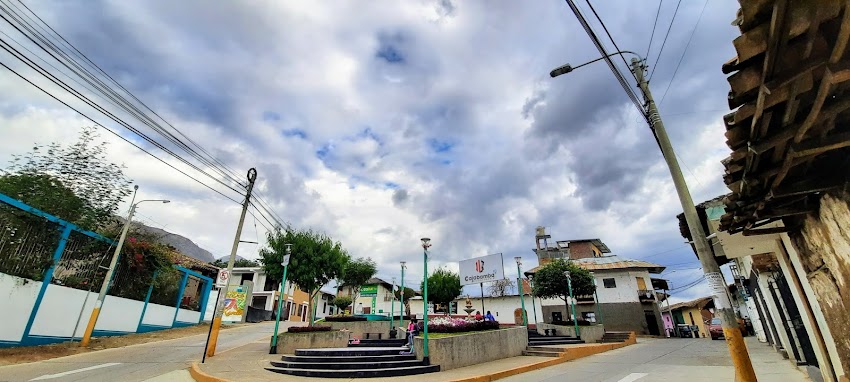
[0,273,40,342]
[142,303,176,327]
[176,309,200,323]
[593,270,652,304]
[94,295,145,333]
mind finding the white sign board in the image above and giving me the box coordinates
[458,253,505,286]
[216,269,229,288]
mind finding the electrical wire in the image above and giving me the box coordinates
[563,0,647,122]
[584,0,634,81]
[0,1,247,192]
[0,57,243,204]
[648,0,682,81]
[645,0,663,62]
[657,0,708,106]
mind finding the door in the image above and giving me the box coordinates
[636,277,647,291]
[774,273,818,367]
[644,310,660,336]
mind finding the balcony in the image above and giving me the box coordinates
[575,295,595,304]
[638,289,656,302]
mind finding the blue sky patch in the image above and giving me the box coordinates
[428,139,454,153]
[375,31,407,64]
[282,129,307,139]
[262,111,281,121]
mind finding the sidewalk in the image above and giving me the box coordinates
[192,339,634,382]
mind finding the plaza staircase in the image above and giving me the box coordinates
[599,331,632,343]
[524,328,585,357]
[266,338,439,378]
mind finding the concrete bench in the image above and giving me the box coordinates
[363,332,383,339]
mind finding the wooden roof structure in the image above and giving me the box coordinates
[720,0,850,235]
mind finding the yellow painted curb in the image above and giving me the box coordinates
[189,362,235,382]
[449,332,636,382]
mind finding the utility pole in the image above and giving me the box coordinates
[630,58,757,381]
[206,168,257,358]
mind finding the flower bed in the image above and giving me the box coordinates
[324,315,367,322]
[288,326,332,333]
[426,316,500,333]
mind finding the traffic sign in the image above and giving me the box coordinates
[216,269,229,287]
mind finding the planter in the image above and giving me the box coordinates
[274,330,349,354]
[537,323,605,343]
[413,326,527,370]
[326,320,391,339]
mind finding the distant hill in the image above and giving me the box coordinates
[127,220,216,263]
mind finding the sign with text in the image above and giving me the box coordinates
[216,269,229,288]
[459,253,505,286]
[360,284,378,296]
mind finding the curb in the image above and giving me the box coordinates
[189,362,235,382]
[449,332,637,382]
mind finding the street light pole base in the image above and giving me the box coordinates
[422,356,430,366]
[269,345,277,354]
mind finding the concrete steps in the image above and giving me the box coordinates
[599,332,631,343]
[267,347,440,378]
[348,339,408,347]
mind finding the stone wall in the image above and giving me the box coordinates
[536,323,605,343]
[274,330,349,354]
[788,190,850,378]
[326,320,391,339]
[413,327,527,370]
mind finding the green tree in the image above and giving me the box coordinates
[530,259,595,320]
[3,126,132,230]
[210,258,259,268]
[259,226,348,326]
[339,257,376,309]
[422,267,462,314]
[393,286,416,318]
[332,296,352,314]
[0,174,87,222]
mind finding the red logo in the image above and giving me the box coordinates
[475,260,485,273]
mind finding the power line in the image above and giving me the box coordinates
[0,57,243,205]
[563,0,647,122]
[0,1,247,193]
[657,0,709,106]
[645,0,664,61]
[648,0,682,81]
[584,0,635,81]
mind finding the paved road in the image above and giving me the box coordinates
[500,337,809,382]
[0,321,300,382]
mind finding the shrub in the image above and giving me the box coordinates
[425,316,501,333]
[288,326,333,333]
[332,296,352,312]
[324,315,367,322]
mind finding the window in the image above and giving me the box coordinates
[603,278,616,288]
[239,273,253,285]
[636,277,647,290]
[323,302,327,313]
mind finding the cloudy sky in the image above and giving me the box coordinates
[0,0,740,303]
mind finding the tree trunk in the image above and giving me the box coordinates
[307,288,315,327]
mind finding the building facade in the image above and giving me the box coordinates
[527,234,666,335]
[229,267,312,322]
[338,277,401,318]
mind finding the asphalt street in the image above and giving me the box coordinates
[0,321,299,382]
[499,337,809,382]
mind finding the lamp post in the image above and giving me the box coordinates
[514,257,527,326]
[528,277,538,325]
[589,272,603,325]
[550,50,756,380]
[400,261,406,323]
[390,276,396,331]
[81,197,170,347]
[420,238,431,365]
[564,271,579,339]
[269,243,291,354]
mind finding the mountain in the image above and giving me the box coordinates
[128,221,216,263]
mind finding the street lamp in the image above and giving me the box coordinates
[589,272,603,325]
[391,276,397,332]
[550,50,639,78]
[420,237,431,365]
[81,196,170,346]
[564,271,579,339]
[270,243,292,354]
[550,49,758,380]
[514,257,527,326]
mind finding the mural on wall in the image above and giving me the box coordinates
[223,286,247,321]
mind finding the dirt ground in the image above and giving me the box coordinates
[0,323,234,366]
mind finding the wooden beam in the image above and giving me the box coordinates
[792,131,850,157]
[743,226,792,236]
[771,177,848,198]
[755,206,815,220]
[793,68,836,144]
[734,71,813,124]
[829,1,850,64]
[751,96,850,153]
